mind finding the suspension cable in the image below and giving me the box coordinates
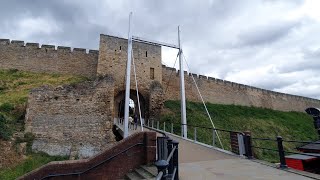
[132,50,143,131]
[182,54,224,149]
[164,53,179,94]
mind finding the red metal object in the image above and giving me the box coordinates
[285,154,319,172]
[286,158,305,170]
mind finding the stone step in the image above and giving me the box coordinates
[134,167,155,179]
[125,171,144,180]
[140,165,158,177]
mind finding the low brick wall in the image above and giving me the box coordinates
[18,131,157,180]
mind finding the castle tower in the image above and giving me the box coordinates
[97,34,164,120]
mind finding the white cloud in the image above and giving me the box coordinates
[14,16,61,39]
[0,0,319,99]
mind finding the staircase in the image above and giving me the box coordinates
[125,165,157,180]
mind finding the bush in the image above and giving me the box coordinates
[0,114,12,140]
[8,69,19,74]
[0,81,7,92]
[0,103,14,112]
[15,132,35,154]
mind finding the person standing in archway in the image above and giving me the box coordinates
[134,114,138,130]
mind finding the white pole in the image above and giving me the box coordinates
[132,53,143,131]
[178,26,187,138]
[124,12,133,138]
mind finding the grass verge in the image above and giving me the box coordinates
[0,152,68,180]
[161,100,318,162]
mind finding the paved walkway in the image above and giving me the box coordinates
[169,135,314,180]
[115,123,319,179]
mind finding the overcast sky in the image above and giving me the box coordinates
[0,0,319,99]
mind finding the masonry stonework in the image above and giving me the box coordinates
[162,66,320,112]
[97,34,163,120]
[0,39,98,78]
[25,77,115,158]
[1,34,320,158]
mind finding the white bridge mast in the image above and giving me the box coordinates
[124,16,186,138]
[178,26,187,138]
[124,12,133,138]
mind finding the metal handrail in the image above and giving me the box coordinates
[144,124,167,138]
[156,171,164,180]
[151,120,242,133]
[39,142,144,180]
[251,145,279,152]
[180,122,242,133]
[171,167,177,180]
[282,139,320,144]
[152,127,179,180]
[167,146,177,162]
[251,137,277,142]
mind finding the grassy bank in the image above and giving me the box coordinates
[0,69,88,179]
[0,69,88,139]
[0,153,68,180]
[161,100,317,162]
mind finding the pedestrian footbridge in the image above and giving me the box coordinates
[114,119,320,180]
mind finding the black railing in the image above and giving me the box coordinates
[154,136,179,180]
[251,135,320,170]
[115,118,138,131]
[146,120,245,155]
[146,120,320,173]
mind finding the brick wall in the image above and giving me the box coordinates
[162,65,320,112]
[18,132,157,180]
[0,39,98,78]
[25,77,116,158]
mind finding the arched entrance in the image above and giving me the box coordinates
[114,90,147,122]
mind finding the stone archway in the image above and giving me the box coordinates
[114,90,148,121]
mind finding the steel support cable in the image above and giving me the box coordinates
[132,50,143,131]
[164,52,179,94]
[182,53,224,149]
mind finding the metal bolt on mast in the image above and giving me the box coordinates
[124,12,133,138]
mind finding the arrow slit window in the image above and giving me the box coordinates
[150,68,154,80]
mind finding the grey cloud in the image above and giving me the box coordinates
[237,20,301,47]
[277,48,320,73]
[0,0,319,99]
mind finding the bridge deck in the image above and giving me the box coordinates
[169,135,314,180]
[115,123,318,179]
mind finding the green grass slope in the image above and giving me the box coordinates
[0,69,88,138]
[0,69,87,179]
[161,100,318,162]
[0,153,68,180]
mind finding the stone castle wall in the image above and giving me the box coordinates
[2,34,320,158]
[98,34,163,119]
[97,34,162,98]
[0,39,99,78]
[25,77,115,158]
[1,35,319,114]
[162,65,320,112]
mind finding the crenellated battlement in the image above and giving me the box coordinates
[0,35,319,112]
[0,39,98,55]
[0,38,99,77]
[161,65,320,109]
